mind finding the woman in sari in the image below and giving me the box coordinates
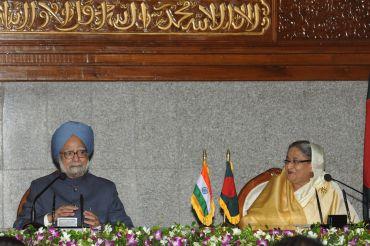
[239,140,359,229]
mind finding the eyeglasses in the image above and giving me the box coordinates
[60,150,88,160]
[284,159,311,165]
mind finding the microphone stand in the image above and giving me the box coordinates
[25,172,66,229]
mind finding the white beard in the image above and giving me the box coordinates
[60,160,89,178]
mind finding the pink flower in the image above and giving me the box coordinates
[269,229,281,236]
[48,227,60,238]
[15,234,23,241]
[256,239,268,246]
[320,227,328,235]
[202,237,210,245]
[348,237,358,246]
[104,240,115,246]
[126,233,138,246]
[221,234,232,246]
[283,230,294,236]
[66,241,77,246]
[343,225,350,234]
[36,233,44,241]
[154,230,162,240]
[171,236,183,246]
[96,238,104,245]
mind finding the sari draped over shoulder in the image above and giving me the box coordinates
[239,169,307,229]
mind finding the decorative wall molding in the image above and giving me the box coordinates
[0,0,368,81]
[0,0,271,34]
[278,0,369,40]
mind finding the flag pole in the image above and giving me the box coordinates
[203,149,207,226]
[223,149,231,224]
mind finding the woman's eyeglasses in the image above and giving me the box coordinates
[284,159,311,165]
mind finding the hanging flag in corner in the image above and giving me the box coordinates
[219,150,240,225]
[363,76,370,221]
[191,150,215,226]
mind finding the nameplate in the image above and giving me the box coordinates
[57,217,78,227]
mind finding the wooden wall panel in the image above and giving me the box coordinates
[0,0,368,81]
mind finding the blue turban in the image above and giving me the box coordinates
[51,121,94,167]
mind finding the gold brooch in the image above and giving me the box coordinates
[319,186,328,194]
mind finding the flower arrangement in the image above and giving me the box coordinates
[1,222,369,245]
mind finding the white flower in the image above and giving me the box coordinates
[307,231,317,239]
[203,227,211,234]
[60,231,71,242]
[37,227,45,234]
[209,235,218,243]
[0,232,4,236]
[295,228,304,234]
[254,229,266,239]
[136,231,142,236]
[232,228,241,236]
[322,239,327,245]
[103,224,112,234]
[265,234,271,241]
[149,236,153,240]
[143,226,150,235]
[328,227,337,234]
[193,243,200,246]
[127,229,133,234]
[356,228,364,234]
[338,235,344,245]
[97,238,104,245]
[169,231,175,237]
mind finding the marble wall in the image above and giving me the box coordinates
[0,81,367,228]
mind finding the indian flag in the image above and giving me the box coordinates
[191,159,215,226]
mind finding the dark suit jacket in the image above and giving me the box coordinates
[14,171,134,229]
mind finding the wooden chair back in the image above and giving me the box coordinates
[17,188,30,216]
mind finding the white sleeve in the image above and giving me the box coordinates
[242,181,268,216]
[44,214,52,227]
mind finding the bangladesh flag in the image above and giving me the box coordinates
[219,160,240,225]
[191,159,215,226]
[363,77,370,222]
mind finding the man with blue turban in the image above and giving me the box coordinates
[14,121,133,229]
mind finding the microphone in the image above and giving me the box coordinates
[342,189,352,223]
[315,189,324,224]
[324,174,363,195]
[80,194,84,227]
[30,172,67,227]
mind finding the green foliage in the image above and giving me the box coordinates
[0,222,369,245]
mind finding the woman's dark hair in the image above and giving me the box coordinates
[288,140,311,159]
[275,235,323,246]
